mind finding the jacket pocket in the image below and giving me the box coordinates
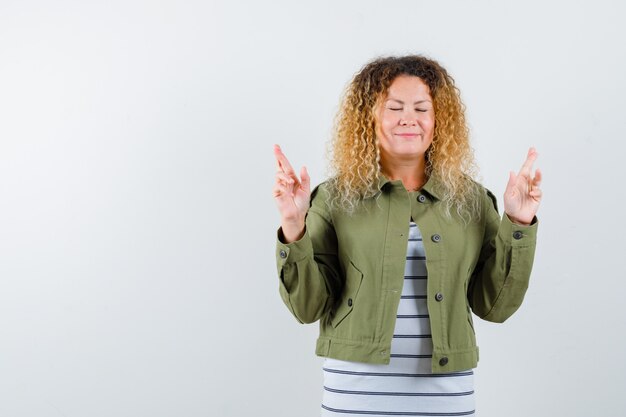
[330,260,364,328]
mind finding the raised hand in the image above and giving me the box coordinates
[503,147,543,226]
[273,144,311,242]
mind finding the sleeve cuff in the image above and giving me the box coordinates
[498,214,538,247]
[276,226,314,266]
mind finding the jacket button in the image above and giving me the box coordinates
[348,298,353,307]
[435,292,444,302]
[418,194,426,203]
[431,234,441,243]
[439,357,449,366]
[513,231,523,240]
[279,250,287,259]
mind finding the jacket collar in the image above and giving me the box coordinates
[376,172,442,200]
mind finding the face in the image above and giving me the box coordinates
[375,75,435,164]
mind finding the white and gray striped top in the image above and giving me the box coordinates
[321,221,475,416]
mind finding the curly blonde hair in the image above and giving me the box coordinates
[326,55,481,221]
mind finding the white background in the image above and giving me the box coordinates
[1,1,625,416]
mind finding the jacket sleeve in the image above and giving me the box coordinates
[468,188,538,323]
[275,184,342,324]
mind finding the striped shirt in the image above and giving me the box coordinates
[321,222,475,416]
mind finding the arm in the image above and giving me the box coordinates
[468,189,538,323]
[271,145,341,324]
[275,185,342,324]
[469,148,542,322]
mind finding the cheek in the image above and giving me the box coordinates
[381,114,398,133]
[421,115,436,134]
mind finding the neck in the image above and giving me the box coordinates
[380,155,428,191]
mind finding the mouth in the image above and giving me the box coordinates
[394,133,421,138]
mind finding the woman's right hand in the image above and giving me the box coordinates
[273,144,311,243]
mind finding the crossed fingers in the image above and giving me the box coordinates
[517,147,542,199]
[273,144,301,197]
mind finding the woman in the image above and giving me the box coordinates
[272,55,541,416]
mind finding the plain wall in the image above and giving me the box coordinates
[1,0,625,416]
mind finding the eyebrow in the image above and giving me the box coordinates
[386,98,432,105]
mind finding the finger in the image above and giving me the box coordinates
[529,188,543,202]
[273,182,288,198]
[532,168,542,188]
[518,148,537,176]
[274,144,296,176]
[276,172,295,186]
[273,177,295,199]
[273,184,282,198]
[518,147,538,177]
[274,145,286,173]
[300,166,310,191]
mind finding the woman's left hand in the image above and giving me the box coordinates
[503,147,543,226]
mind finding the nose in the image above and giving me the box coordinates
[399,118,417,126]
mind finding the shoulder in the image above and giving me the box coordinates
[469,179,499,213]
[309,180,335,221]
[483,186,499,213]
[310,179,334,202]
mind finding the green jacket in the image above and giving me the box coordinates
[275,174,538,373]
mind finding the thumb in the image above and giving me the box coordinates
[505,171,516,192]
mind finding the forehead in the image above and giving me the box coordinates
[385,75,432,100]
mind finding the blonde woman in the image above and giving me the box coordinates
[273,55,542,416]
